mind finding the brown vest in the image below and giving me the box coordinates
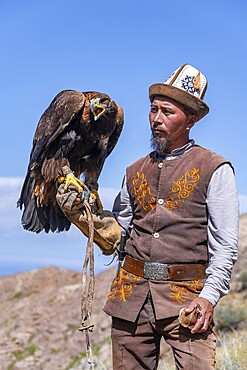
[103,146,230,322]
[125,145,229,264]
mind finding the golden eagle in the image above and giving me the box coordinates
[18,90,124,233]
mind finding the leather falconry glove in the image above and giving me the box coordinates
[56,183,123,255]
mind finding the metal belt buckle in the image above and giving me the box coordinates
[144,262,169,280]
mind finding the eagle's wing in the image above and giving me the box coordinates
[18,90,89,233]
[29,90,86,167]
[106,104,124,157]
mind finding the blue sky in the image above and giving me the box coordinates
[0,0,246,275]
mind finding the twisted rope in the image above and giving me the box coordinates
[78,200,95,369]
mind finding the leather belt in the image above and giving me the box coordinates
[122,255,207,281]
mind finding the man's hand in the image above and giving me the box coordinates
[185,297,214,334]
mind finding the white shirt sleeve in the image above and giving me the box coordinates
[199,163,239,306]
[112,175,133,232]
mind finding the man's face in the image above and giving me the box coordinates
[149,96,196,155]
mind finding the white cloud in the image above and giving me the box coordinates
[0,177,23,187]
[239,194,247,215]
[0,177,119,233]
[0,177,23,232]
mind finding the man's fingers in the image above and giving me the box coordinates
[191,312,211,334]
[185,303,198,314]
[180,298,214,334]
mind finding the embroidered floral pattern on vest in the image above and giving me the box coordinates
[132,172,156,210]
[107,268,141,302]
[168,280,204,304]
[165,168,200,210]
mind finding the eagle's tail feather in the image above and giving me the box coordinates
[18,173,71,233]
[22,198,46,233]
[43,203,71,233]
[17,174,42,233]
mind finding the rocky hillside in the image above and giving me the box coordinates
[0,266,116,370]
[0,214,246,370]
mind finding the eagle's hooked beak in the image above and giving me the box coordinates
[90,98,106,121]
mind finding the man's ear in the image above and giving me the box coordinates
[186,114,197,130]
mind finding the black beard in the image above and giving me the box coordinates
[150,134,169,156]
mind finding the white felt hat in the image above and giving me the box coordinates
[149,64,209,120]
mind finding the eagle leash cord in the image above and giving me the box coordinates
[78,200,95,369]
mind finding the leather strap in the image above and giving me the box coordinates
[122,255,207,281]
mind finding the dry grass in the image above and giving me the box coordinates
[157,330,247,370]
[216,329,247,369]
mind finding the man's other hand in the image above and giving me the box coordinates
[185,297,214,334]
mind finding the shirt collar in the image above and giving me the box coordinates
[157,139,195,160]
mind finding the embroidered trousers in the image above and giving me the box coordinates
[111,294,216,370]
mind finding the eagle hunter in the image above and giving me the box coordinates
[18,90,124,233]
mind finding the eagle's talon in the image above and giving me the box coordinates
[58,174,85,193]
[90,190,103,214]
[57,176,66,184]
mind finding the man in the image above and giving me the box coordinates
[102,64,239,369]
[57,64,239,369]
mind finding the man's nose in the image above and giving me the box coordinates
[152,110,163,126]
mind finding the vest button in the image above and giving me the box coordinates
[153,232,160,238]
[158,162,163,168]
[158,198,164,205]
